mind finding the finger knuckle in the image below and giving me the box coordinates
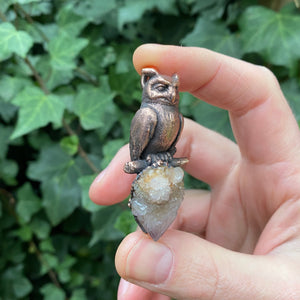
[257,65,280,88]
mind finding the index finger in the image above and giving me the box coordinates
[133,44,300,164]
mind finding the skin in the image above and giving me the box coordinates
[89,44,300,300]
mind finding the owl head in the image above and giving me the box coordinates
[141,68,179,106]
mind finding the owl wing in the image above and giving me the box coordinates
[169,113,184,155]
[129,107,157,161]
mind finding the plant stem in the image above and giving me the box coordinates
[25,57,100,173]
[75,67,99,86]
[24,56,99,174]
[14,3,50,42]
[0,189,63,290]
[259,0,294,10]
[1,6,100,174]
[14,4,99,87]
[0,188,17,219]
[0,10,8,22]
[63,120,100,173]
[29,241,62,289]
[24,57,50,94]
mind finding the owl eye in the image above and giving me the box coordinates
[156,84,169,92]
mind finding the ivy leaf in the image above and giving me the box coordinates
[90,206,124,246]
[0,75,30,102]
[28,145,75,181]
[27,146,90,225]
[36,55,74,90]
[109,69,140,106]
[70,289,88,300]
[181,18,242,58]
[39,238,55,253]
[0,159,18,186]
[239,6,300,68]
[281,79,300,123]
[82,45,116,76]
[22,22,58,44]
[56,255,76,283]
[29,217,51,239]
[14,224,33,241]
[57,6,89,36]
[0,23,33,61]
[0,0,11,13]
[43,179,82,226]
[41,284,65,300]
[71,0,117,24]
[16,183,42,223]
[191,0,227,19]
[46,185,78,226]
[13,276,33,298]
[1,240,25,265]
[118,0,177,29]
[18,1,52,16]
[114,45,134,74]
[12,0,42,4]
[27,130,53,150]
[47,68,74,90]
[40,253,59,275]
[48,30,88,71]
[0,100,18,122]
[182,93,234,140]
[0,125,13,159]
[0,265,32,299]
[114,210,136,236]
[11,86,65,139]
[74,84,117,130]
[60,135,79,156]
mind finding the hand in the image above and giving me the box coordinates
[89,44,300,300]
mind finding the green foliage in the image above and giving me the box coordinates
[0,22,33,60]
[74,83,117,130]
[11,87,65,139]
[182,18,242,58]
[239,5,300,68]
[0,0,299,299]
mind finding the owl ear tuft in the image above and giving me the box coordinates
[172,73,179,87]
[141,68,158,88]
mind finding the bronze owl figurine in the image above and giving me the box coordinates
[124,68,187,174]
[123,68,188,241]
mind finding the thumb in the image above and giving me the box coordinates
[115,230,294,300]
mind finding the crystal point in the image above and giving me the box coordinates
[130,166,184,241]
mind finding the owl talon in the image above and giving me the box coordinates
[146,154,160,167]
[146,152,174,168]
[146,154,155,165]
[157,153,166,161]
[158,152,173,163]
[166,152,173,162]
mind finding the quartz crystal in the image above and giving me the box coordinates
[130,165,185,241]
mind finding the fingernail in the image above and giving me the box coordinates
[89,168,107,197]
[126,238,173,284]
[95,168,107,183]
[118,279,131,298]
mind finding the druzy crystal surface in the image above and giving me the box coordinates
[130,165,184,241]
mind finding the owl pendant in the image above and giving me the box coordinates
[124,68,188,241]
